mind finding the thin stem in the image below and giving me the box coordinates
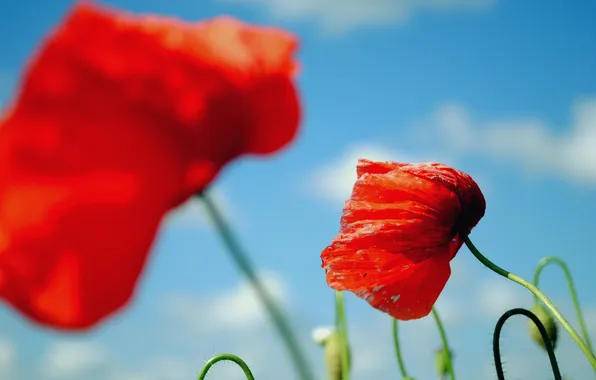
[392,318,411,379]
[493,308,561,380]
[199,193,314,380]
[432,308,456,380]
[335,291,351,380]
[197,353,255,380]
[465,237,596,371]
[533,256,594,354]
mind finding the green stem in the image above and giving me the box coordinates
[199,193,314,380]
[465,237,596,371]
[432,308,455,380]
[197,353,255,380]
[335,291,351,380]
[533,256,594,354]
[392,319,411,379]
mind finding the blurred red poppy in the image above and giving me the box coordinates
[321,159,485,320]
[0,2,300,329]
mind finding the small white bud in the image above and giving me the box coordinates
[311,326,334,345]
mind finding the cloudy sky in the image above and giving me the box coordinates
[1,0,596,379]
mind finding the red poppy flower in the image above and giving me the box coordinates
[321,159,485,320]
[0,3,300,329]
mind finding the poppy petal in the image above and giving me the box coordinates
[321,159,485,320]
[0,104,187,328]
[323,243,454,320]
[337,163,462,259]
[397,162,486,235]
[0,2,301,329]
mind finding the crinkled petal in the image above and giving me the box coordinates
[335,160,462,260]
[321,159,485,320]
[397,162,485,235]
[323,241,455,320]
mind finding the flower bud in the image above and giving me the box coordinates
[312,326,334,346]
[528,303,558,350]
[434,347,453,378]
[312,326,350,380]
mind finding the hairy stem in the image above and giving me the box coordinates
[465,237,596,371]
[493,308,561,380]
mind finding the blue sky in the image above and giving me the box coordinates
[1,0,596,379]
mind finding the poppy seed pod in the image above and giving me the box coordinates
[312,327,350,380]
[529,303,558,350]
[434,347,453,378]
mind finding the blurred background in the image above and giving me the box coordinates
[0,0,595,379]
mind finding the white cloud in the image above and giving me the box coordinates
[106,372,148,380]
[146,357,194,380]
[219,0,495,34]
[165,271,289,333]
[435,98,596,185]
[310,143,420,205]
[584,308,596,335]
[43,341,107,379]
[208,271,289,329]
[309,142,462,205]
[164,188,236,229]
[161,273,317,380]
[476,278,528,318]
[311,101,596,207]
[98,356,196,380]
[433,295,464,326]
[0,338,15,377]
[351,335,393,376]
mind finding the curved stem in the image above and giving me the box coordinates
[199,193,314,380]
[533,256,594,354]
[335,291,351,380]
[392,319,411,379]
[432,308,456,380]
[197,353,255,380]
[465,237,596,371]
[493,308,561,380]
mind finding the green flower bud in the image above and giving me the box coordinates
[434,347,453,378]
[528,303,558,350]
[312,327,350,380]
